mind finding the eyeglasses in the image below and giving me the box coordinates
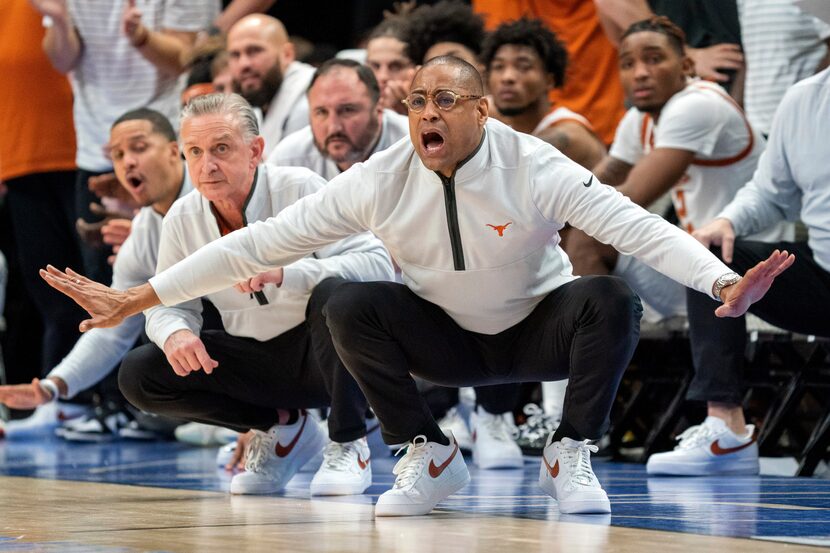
[401,90,482,113]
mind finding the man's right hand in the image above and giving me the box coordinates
[693,218,736,263]
[163,329,219,377]
[28,0,68,20]
[0,379,53,410]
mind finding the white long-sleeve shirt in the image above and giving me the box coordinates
[259,61,315,156]
[49,174,192,398]
[145,164,394,347]
[267,110,409,180]
[150,118,732,335]
[719,67,830,272]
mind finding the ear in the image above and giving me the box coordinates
[280,42,296,72]
[476,96,489,126]
[545,71,556,91]
[169,140,180,160]
[250,135,265,166]
[681,53,695,78]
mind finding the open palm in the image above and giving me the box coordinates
[716,250,795,318]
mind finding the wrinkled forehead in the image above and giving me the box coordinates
[410,64,465,94]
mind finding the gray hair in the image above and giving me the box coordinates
[180,93,260,143]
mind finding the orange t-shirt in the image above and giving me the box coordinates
[473,0,625,145]
[0,0,76,181]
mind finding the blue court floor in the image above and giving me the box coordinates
[1,427,829,549]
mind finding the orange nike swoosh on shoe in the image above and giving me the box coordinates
[274,414,307,458]
[358,454,371,470]
[542,455,559,478]
[428,441,459,478]
[710,437,756,456]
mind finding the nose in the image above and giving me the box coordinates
[200,153,219,175]
[375,66,389,89]
[420,96,441,121]
[123,152,138,170]
[499,66,518,83]
[633,60,650,80]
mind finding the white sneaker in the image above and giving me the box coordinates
[469,406,523,469]
[375,433,470,517]
[539,435,610,514]
[310,437,372,496]
[0,402,89,439]
[437,406,473,452]
[230,412,327,495]
[175,422,237,446]
[646,416,759,476]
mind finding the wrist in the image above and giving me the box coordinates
[131,25,150,48]
[712,271,742,301]
[38,378,60,403]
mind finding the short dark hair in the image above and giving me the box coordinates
[480,18,569,88]
[367,1,414,44]
[417,55,484,96]
[111,108,176,141]
[406,0,486,64]
[621,16,686,57]
[308,59,381,105]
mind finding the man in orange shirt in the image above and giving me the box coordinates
[0,1,84,375]
[473,0,626,145]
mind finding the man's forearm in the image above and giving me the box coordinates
[132,28,194,75]
[43,15,82,73]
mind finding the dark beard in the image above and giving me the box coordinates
[235,64,283,111]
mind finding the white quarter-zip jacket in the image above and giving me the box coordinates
[150,118,731,335]
[49,172,193,397]
[145,164,394,347]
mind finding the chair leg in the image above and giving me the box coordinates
[758,372,805,453]
[796,407,830,477]
[639,374,691,463]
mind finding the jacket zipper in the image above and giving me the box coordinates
[439,173,465,270]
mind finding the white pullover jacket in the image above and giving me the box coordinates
[150,119,731,335]
[145,164,394,347]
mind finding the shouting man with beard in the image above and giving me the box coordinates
[226,14,314,155]
[267,59,408,179]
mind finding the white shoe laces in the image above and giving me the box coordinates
[392,435,430,490]
[559,440,599,487]
[674,423,717,450]
[322,440,359,471]
[478,411,513,443]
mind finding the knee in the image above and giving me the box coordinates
[584,276,642,324]
[118,343,164,410]
[306,277,348,320]
[324,282,386,335]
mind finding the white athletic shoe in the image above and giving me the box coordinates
[375,433,470,517]
[0,402,89,439]
[539,435,611,514]
[229,412,326,495]
[437,406,473,453]
[469,406,523,469]
[310,437,372,496]
[646,416,759,476]
[175,422,237,446]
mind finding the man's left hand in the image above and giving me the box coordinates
[233,268,284,294]
[716,249,794,318]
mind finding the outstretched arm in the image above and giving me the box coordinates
[40,265,160,332]
[716,250,795,317]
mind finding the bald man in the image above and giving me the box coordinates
[44,57,793,518]
[227,14,314,154]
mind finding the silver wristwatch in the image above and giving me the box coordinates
[712,272,742,302]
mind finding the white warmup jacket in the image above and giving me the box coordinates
[49,173,192,397]
[150,118,732,335]
[145,163,394,347]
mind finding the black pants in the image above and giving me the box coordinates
[5,171,85,372]
[687,241,830,404]
[118,278,369,441]
[324,277,642,445]
[76,168,113,285]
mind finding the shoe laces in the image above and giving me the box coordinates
[674,423,717,450]
[391,435,430,490]
[559,439,599,487]
[244,430,272,473]
[477,411,514,443]
[322,440,359,471]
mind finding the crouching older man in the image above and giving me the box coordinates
[116,94,394,496]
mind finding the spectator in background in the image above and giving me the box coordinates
[365,2,417,116]
[226,14,315,154]
[0,0,84,378]
[407,0,487,74]
[28,0,217,285]
[473,0,626,146]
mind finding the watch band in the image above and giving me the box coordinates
[39,379,60,403]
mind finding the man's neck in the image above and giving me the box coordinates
[501,99,550,135]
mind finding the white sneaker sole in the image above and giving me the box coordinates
[374,469,470,517]
[646,457,759,476]
[309,470,372,496]
[473,453,524,470]
[538,466,611,514]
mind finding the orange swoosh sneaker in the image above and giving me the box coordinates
[230,411,327,495]
[375,432,470,517]
[539,434,611,514]
[646,416,759,476]
[310,436,373,496]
